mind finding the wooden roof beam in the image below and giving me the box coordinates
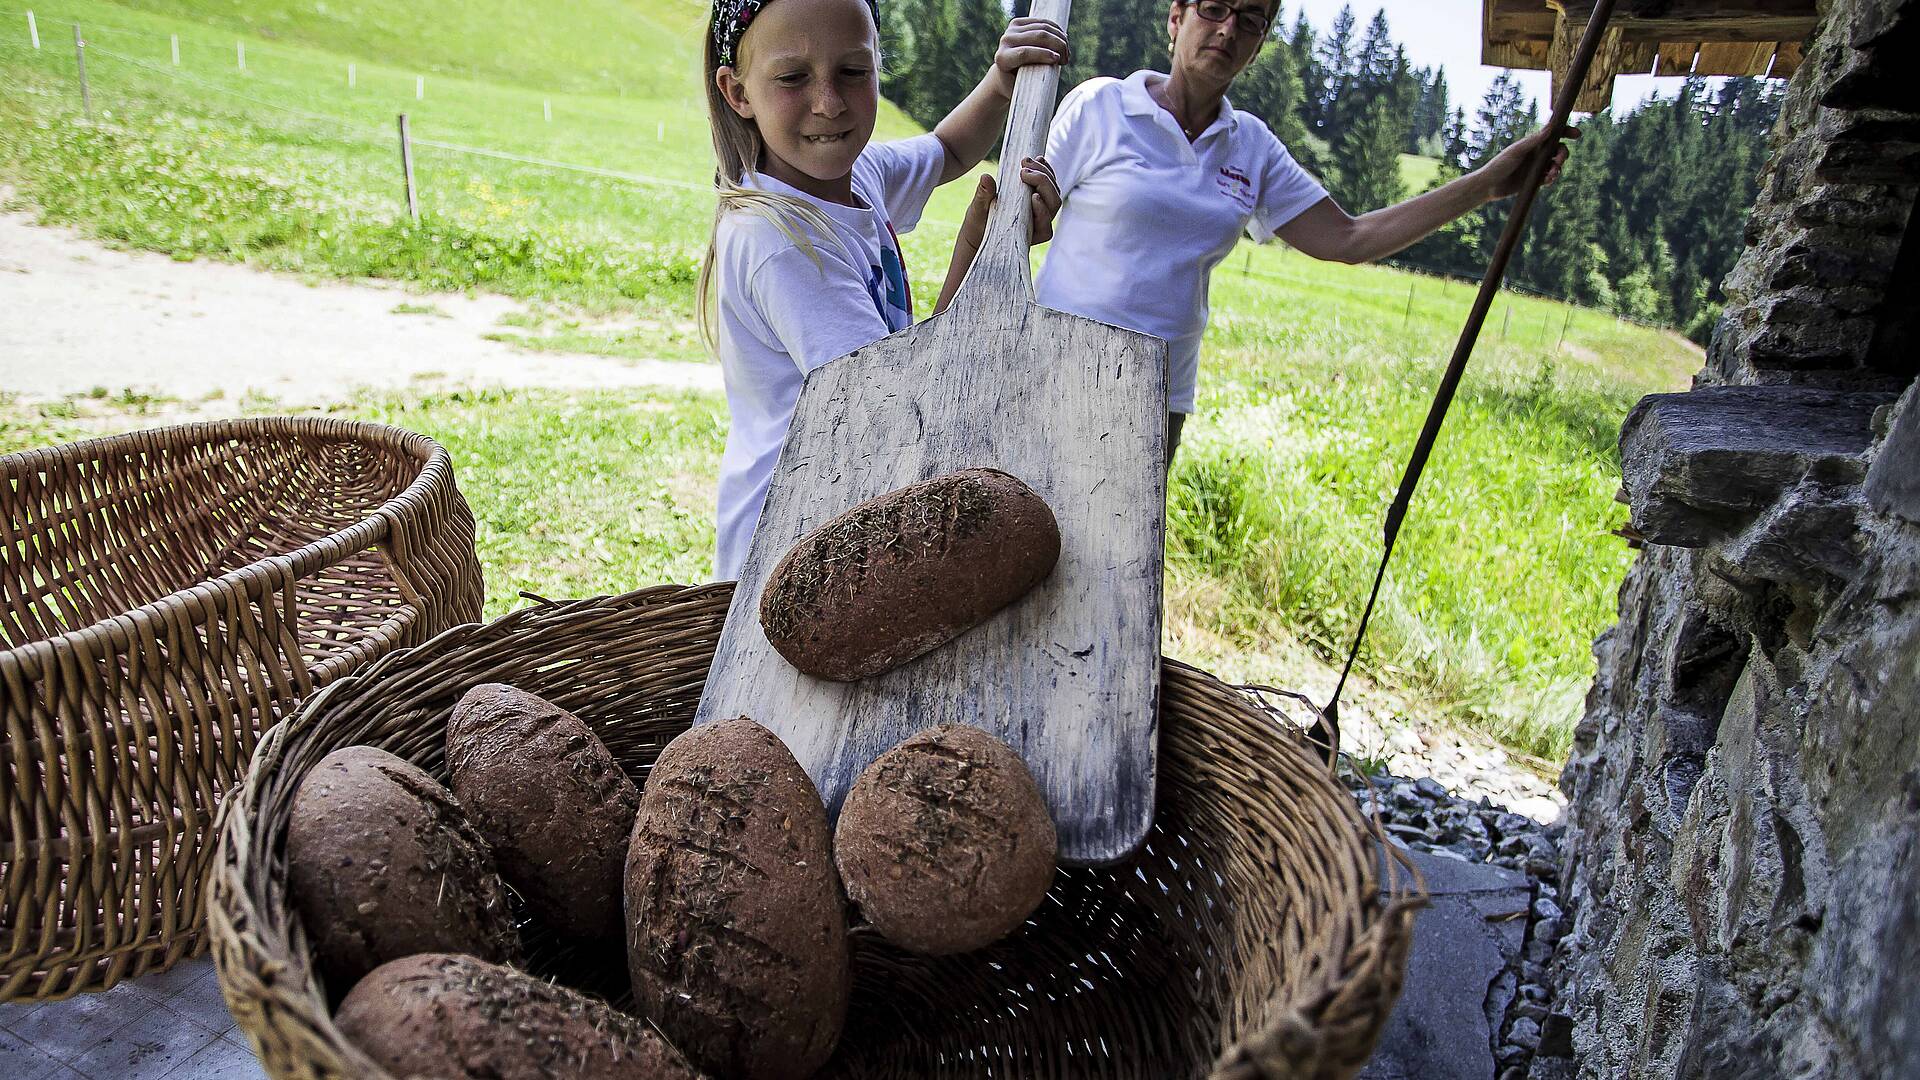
[1549,6,1627,112]
[1694,40,1779,74]
[1616,17,1817,43]
[1484,1,1818,76]
[1769,40,1805,78]
[1656,41,1701,76]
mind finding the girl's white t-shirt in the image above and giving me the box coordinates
[1036,70,1329,413]
[712,133,946,580]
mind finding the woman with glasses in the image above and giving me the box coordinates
[1035,0,1575,463]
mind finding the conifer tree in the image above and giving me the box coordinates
[1470,73,1530,168]
[878,0,929,117]
[1519,107,1607,302]
[1410,68,1448,154]
[1058,0,1169,92]
[1440,106,1470,169]
[1333,8,1395,134]
[1236,23,1311,152]
[1288,7,1320,123]
[1311,5,1356,136]
[905,0,957,128]
[1471,73,1532,256]
[947,0,1008,128]
[1331,90,1407,213]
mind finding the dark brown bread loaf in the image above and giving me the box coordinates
[624,717,848,1080]
[285,746,518,996]
[834,724,1057,955]
[446,683,640,939]
[758,468,1060,681]
[335,952,704,1080]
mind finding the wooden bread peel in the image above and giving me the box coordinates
[693,0,1168,866]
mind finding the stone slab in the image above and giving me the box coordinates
[1361,847,1531,1080]
[0,958,266,1080]
[1866,388,1920,523]
[1621,386,1888,546]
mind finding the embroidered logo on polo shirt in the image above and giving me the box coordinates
[1216,165,1254,209]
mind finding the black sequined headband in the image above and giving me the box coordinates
[712,0,879,69]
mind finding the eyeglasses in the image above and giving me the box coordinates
[1186,0,1271,38]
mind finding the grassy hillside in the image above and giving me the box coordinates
[0,0,1700,758]
[1398,152,1438,191]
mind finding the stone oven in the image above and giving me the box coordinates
[1508,0,1919,1075]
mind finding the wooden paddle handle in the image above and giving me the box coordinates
[963,0,1073,302]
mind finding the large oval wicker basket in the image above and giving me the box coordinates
[1,418,483,1001]
[211,584,1417,1079]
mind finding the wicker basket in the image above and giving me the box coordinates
[210,584,1418,1079]
[1,418,483,1002]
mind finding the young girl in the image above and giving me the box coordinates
[701,0,1065,579]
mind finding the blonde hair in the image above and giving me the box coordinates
[696,23,853,354]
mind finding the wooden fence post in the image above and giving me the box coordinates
[1502,305,1512,339]
[73,24,90,120]
[170,33,179,65]
[27,10,39,49]
[544,98,552,122]
[1404,280,1415,327]
[348,62,355,87]
[416,75,424,99]
[237,40,245,71]
[1559,305,1575,346]
[398,113,419,220]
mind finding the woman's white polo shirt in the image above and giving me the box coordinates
[1036,70,1328,414]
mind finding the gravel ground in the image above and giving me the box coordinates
[1343,764,1572,1078]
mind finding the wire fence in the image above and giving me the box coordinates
[2,6,1660,341]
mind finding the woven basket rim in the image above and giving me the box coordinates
[1,416,450,672]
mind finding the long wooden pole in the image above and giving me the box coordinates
[1323,0,1622,750]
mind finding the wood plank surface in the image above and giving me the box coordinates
[1550,16,1624,112]
[694,0,1167,866]
[1770,40,1805,78]
[1484,1,1816,74]
[1656,41,1701,75]
[1693,40,1776,75]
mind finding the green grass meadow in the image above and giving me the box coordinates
[0,0,1700,759]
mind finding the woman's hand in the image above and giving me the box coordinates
[935,157,1063,314]
[987,18,1071,98]
[1481,123,1581,200]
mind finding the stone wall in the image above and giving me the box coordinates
[1543,0,1920,1076]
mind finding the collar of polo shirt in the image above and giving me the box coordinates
[1118,70,1240,142]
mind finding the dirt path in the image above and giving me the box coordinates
[0,208,719,405]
